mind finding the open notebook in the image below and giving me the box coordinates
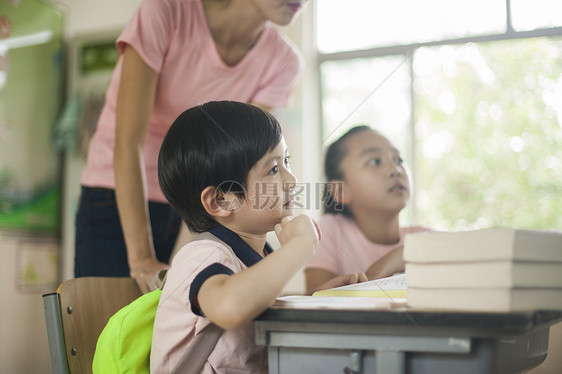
[312,273,407,298]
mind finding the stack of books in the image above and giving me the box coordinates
[404,228,562,312]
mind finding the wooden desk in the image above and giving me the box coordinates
[255,305,562,374]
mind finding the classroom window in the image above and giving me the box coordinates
[511,0,562,31]
[320,56,411,154]
[316,0,506,53]
[316,1,562,230]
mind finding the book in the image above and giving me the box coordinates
[273,296,406,310]
[404,229,562,263]
[407,287,562,312]
[405,261,562,288]
[312,273,407,298]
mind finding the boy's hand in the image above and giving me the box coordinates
[274,214,321,249]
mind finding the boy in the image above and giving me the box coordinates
[153,101,320,372]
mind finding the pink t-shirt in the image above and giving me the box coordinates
[305,214,429,275]
[81,0,303,202]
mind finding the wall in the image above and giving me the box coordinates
[0,1,309,372]
[0,233,55,373]
[0,1,139,373]
[55,0,142,37]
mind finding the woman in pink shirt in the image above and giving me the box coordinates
[305,126,429,294]
[75,0,306,292]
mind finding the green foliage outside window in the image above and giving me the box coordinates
[414,38,562,230]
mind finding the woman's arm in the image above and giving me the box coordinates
[250,103,273,112]
[114,45,166,293]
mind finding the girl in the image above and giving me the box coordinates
[74,0,307,292]
[154,101,358,372]
[305,126,429,294]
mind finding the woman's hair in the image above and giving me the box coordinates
[323,125,372,216]
[158,101,282,233]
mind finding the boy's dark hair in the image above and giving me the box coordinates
[323,125,372,217]
[158,101,282,233]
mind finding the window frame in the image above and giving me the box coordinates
[314,0,562,223]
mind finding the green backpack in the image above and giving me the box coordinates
[92,288,161,374]
[92,270,223,374]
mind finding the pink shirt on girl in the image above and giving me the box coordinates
[305,214,428,275]
[81,0,303,202]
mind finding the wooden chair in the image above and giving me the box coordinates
[43,277,142,374]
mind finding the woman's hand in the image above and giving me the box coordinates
[129,257,169,293]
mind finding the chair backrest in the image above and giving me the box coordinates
[43,277,142,374]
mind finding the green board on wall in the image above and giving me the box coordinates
[0,0,64,233]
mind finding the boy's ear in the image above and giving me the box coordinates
[201,186,238,217]
[328,180,350,205]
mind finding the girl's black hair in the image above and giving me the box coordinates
[158,101,282,233]
[323,125,372,217]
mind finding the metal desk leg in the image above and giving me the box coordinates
[376,350,405,374]
[268,347,280,374]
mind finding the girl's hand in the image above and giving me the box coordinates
[365,245,405,280]
[274,214,321,250]
[312,272,368,294]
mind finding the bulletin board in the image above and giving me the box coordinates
[70,30,120,157]
[0,0,64,233]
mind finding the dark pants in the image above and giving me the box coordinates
[74,186,181,277]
